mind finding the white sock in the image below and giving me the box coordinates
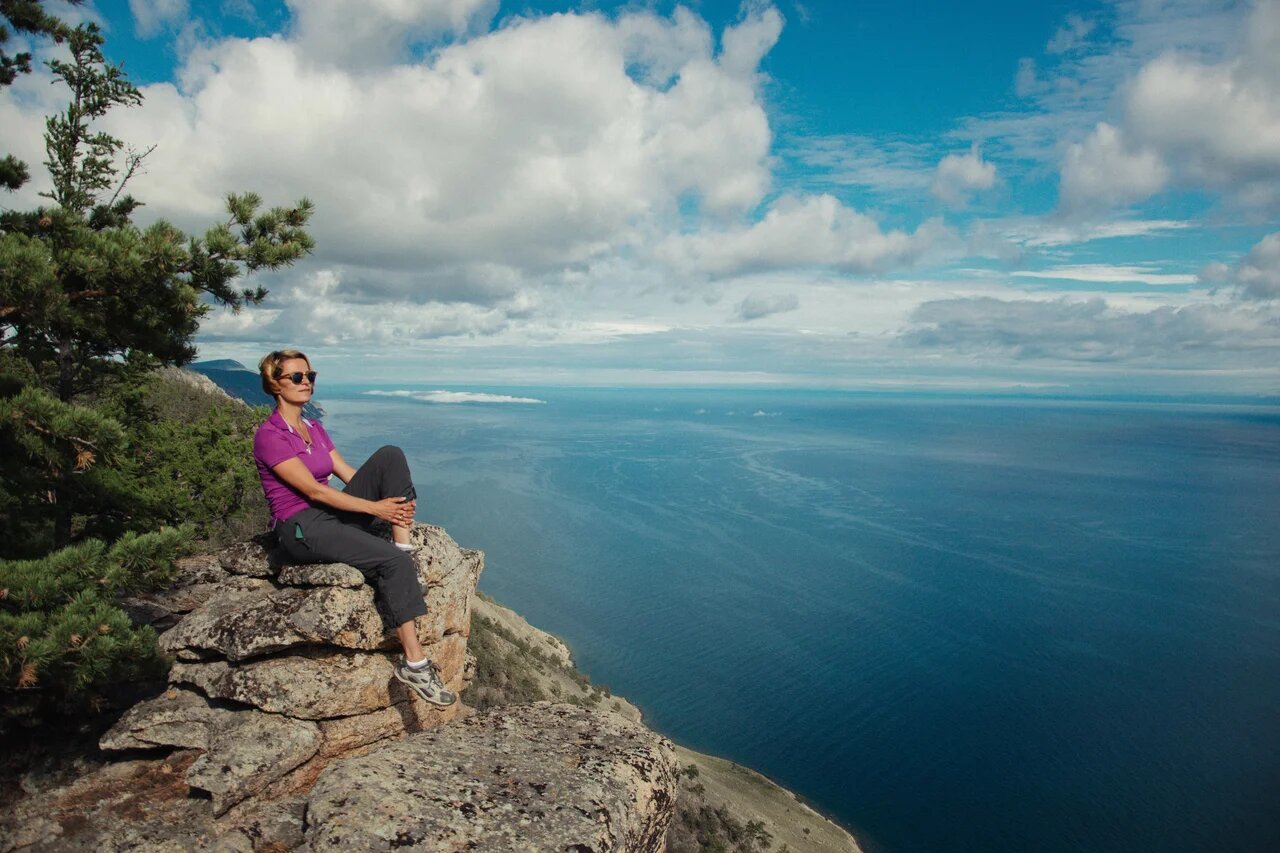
[395,542,414,551]
[405,657,430,670]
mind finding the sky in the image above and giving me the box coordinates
[3,0,1279,395]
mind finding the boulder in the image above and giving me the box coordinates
[114,556,244,631]
[98,687,322,816]
[305,702,678,852]
[276,562,364,588]
[185,711,320,815]
[169,636,466,720]
[6,524,502,851]
[221,798,308,852]
[315,698,465,757]
[218,539,274,577]
[158,526,483,664]
[173,554,228,586]
[158,582,388,661]
[0,752,220,852]
[98,686,233,751]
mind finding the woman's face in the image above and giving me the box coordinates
[275,357,314,406]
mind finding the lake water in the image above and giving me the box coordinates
[317,385,1280,853]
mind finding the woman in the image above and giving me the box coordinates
[252,349,454,707]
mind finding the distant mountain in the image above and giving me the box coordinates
[191,358,248,372]
[189,359,325,420]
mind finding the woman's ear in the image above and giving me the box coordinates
[265,376,281,397]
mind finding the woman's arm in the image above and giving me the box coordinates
[270,457,413,526]
[329,449,357,484]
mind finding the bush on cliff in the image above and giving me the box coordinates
[0,4,311,726]
[467,612,551,710]
[97,368,271,547]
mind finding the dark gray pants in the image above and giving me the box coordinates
[277,445,427,626]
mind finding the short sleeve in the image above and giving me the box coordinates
[254,424,298,468]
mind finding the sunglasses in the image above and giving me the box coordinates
[279,371,317,385]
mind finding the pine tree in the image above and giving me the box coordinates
[0,8,314,723]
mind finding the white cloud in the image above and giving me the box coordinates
[1206,231,1280,301]
[1056,1,1280,212]
[8,0,1275,393]
[129,0,189,38]
[5,3,787,312]
[285,0,498,67]
[1014,58,1039,98]
[718,2,784,78]
[1047,13,1095,54]
[197,269,521,345]
[1012,264,1197,285]
[950,0,1249,218]
[1123,51,1280,203]
[1003,218,1192,247]
[735,292,799,321]
[785,134,935,196]
[219,0,259,24]
[1235,232,1280,300]
[364,389,546,404]
[902,295,1280,362]
[655,194,954,277]
[1060,122,1169,212]
[930,144,996,205]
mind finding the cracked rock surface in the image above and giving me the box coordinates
[1,526,682,852]
[305,702,678,852]
[168,639,465,720]
[158,581,390,661]
[103,524,477,812]
[99,686,321,815]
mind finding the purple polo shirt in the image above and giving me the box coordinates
[253,410,336,524]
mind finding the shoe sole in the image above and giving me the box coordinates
[394,668,457,707]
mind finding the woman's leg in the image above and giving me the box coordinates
[280,508,427,627]
[341,445,417,544]
[278,508,454,706]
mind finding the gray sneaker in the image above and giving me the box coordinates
[394,659,456,706]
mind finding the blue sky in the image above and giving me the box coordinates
[4,0,1279,394]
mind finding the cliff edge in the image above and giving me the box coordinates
[1,526,678,851]
[2,525,860,852]
[468,595,863,853]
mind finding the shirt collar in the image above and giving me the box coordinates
[268,410,313,435]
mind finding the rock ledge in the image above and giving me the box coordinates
[0,525,682,853]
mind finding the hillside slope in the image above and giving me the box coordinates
[469,594,863,853]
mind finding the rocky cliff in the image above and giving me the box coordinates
[0,525,679,852]
[467,597,863,853]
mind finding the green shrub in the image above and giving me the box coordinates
[0,527,188,727]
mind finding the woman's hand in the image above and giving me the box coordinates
[372,496,415,528]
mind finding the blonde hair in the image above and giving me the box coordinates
[258,349,310,397]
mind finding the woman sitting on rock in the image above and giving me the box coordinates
[252,348,455,707]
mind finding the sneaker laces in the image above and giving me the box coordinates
[407,659,443,685]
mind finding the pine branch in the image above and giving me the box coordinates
[106,143,154,208]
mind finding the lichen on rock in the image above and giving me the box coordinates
[2,524,690,852]
[101,524,480,809]
[305,702,678,852]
